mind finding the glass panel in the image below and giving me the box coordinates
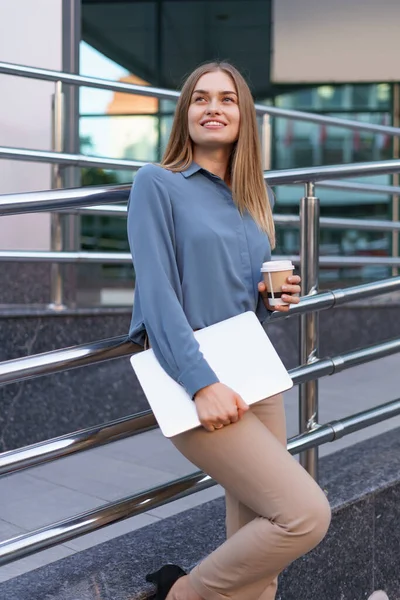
[321,141,344,165]
[81,115,159,164]
[275,88,313,109]
[352,85,372,108]
[376,83,391,109]
[317,85,343,109]
[272,83,393,288]
[78,42,167,305]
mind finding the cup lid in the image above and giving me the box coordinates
[261,260,294,273]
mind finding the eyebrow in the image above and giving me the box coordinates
[192,89,238,96]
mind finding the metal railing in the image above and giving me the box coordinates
[1,161,400,220]
[3,394,400,566]
[0,178,399,562]
[0,275,399,564]
[2,58,400,305]
[1,60,400,135]
[2,59,400,566]
[2,160,400,278]
[1,251,400,269]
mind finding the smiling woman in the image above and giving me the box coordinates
[162,61,275,243]
[126,61,327,600]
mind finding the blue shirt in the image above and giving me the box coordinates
[127,162,273,399]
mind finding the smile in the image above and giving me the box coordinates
[201,121,226,128]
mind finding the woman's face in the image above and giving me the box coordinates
[187,70,240,150]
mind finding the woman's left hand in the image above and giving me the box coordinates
[258,275,302,313]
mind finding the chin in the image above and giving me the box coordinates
[197,135,236,147]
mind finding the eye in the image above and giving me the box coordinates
[223,96,235,103]
[194,96,206,102]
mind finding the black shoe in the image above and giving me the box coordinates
[146,564,187,599]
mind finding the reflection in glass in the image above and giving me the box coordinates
[271,82,393,288]
[78,38,395,300]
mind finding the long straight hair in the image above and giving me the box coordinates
[161,61,275,248]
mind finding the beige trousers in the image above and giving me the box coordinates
[170,394,331,600]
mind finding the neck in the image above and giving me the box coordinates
[193,146,232,184]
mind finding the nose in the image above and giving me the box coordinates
[206,97,222,114]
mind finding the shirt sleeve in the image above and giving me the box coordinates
[127,165,220,399]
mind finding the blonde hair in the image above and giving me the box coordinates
[161,61,275,248]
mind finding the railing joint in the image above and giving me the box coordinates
[329,420,346,440]
[331,355,346,374]
[331,289,345,307]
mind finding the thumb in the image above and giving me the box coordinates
[236,394,249,412]
[258,281,266,292]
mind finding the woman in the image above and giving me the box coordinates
[127,61,331,600]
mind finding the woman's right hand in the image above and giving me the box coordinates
[194,383,249,432]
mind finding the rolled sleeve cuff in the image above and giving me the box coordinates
[178,359,220,400]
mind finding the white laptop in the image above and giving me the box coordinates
[130,311,293,438]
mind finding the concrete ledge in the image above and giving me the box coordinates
[1,426,399,600]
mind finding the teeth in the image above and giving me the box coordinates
[203,121,224,126]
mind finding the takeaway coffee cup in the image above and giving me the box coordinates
[260,260,295,307]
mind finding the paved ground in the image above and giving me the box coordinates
[0,354,399,583]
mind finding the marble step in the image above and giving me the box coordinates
[0,426,399,600]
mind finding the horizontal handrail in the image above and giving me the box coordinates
[1,319,399,477]
[2,158,400,217]
[0,250,133,263]
[0,335,137,386]
[265,159,400,186]
[0,146,144,171]
[1,391,399,566]
[1,277,399,388]
[258,104,400,136]
[317,180,400,195]
[62,204,400,234]
[274,214,400,233]
[312,256,400,267]
[0,306,131,318]
[0,410,157,476]
[287,396,400,454]
[67,204,127,216]
[1,250,400,267]
[0,60,182,99]
[51,177,400,220]
[1,60,399,136]
[0,184,131,216]
[289,337,400,383]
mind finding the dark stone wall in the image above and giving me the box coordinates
[0,299,400,451]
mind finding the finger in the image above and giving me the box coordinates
[258,281,266,292]
[282,294,300,304]
[282,284,301,294]
[202,421,215,432]
[229,410,239,423]
[237,408,246,419]
[236,395,249,412]
[287,275,301,284]
[274,304,290,312]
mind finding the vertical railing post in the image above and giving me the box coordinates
[62,0,81,309]
[261,114,272,171]
[49,80,66,311]
[299,181,320,480]
[392,83,399,278]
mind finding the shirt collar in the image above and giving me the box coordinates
[181,162,202,178]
